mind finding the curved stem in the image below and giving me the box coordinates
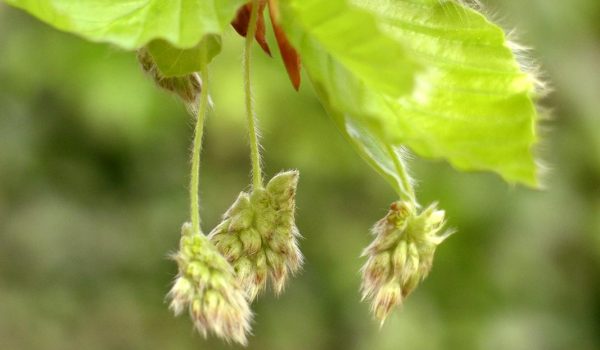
[244,0,264,189]
[386,144,417,206]
[190,53,210,234]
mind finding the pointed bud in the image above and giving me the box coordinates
[168,223,252,345]
[372,281,402,324]
[239,228,262,255]
[361,201,453,324]
[209,171,303,300]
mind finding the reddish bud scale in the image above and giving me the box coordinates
[231,0,302,90]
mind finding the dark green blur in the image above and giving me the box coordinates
[0,1,598,349]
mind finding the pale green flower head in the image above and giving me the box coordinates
[209,171,303,301]
[169,223,252,345]
[361,201,453,324]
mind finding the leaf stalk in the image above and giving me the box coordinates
[244,0,265,189]
[190,47,210,233]
[386,144,417,206]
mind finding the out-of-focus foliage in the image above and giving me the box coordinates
[0,1,599,349]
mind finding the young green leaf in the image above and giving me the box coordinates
[4,0,245,50]
[356,0,542,186]
[279,0,541,187]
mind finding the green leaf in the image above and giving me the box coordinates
[4,0,245,50]
[278,0,420,98]
[281,0,541,187]
[147,35,222,77]
[296,30,414,198]
[358,0,541,186]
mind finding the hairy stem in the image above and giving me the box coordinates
[244,0,264,189]
[190,52,210,234]
[386,145,417,206]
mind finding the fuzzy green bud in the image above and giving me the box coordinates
[168,223,252,345]
[209,171,303,301]
[137,49,202,114]
[361,201,453,324]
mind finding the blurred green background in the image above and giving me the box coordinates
[1,1,599,349]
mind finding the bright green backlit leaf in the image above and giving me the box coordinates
[281,0,541,187]
[147,35,221,77]
[4,0,245,50]
[358,0,541,186]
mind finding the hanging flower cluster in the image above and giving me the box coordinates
[137,0,454,345]
[361,201,452,323]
